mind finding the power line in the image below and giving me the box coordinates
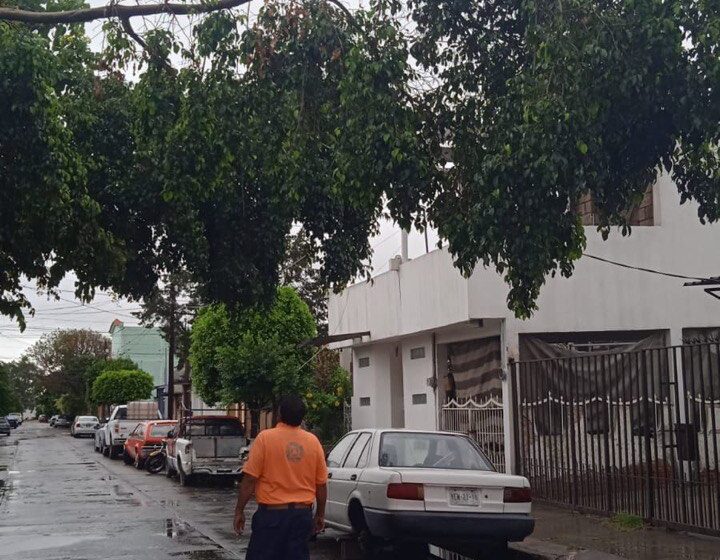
[582,253,711,282]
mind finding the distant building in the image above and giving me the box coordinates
[109,320,169,389]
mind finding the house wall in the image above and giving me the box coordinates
[111,326,168,388]
[401,334,436,430]
[351,344,393,429]
[329,176,720,471]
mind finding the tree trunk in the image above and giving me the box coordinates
[250,409,260,438]
[167,283,177,419]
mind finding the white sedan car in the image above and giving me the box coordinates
[71,416,100,438]
[325,429,534,558]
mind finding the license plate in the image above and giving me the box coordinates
[448,488,479,507]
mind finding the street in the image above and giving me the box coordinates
[0,422,341,560]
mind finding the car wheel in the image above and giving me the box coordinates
[350,503,383,559]
[178,459,193,487]
[102,442,110,457]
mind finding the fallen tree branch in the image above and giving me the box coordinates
[0,0,251,24]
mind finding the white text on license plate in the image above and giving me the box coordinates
[448,488,479,506]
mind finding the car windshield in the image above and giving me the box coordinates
[150,424,176,437]
[186,419,244,436]
[379,432,494,471]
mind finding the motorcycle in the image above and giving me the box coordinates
[145,440,168,474]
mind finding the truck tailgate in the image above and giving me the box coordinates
[193,436,245,458]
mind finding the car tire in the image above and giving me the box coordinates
[123,451,133,465]
[178,459,193,487]
[102,442,110,457]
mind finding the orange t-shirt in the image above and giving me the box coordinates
[243,423,328,505]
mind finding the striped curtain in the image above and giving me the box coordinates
[447,337,503,400]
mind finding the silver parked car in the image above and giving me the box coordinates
[54,415,72,428]
[71,416,100,438]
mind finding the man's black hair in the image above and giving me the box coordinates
[279,395,306,427]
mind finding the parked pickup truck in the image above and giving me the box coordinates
[96,401,162,459]
[166,415,249,486]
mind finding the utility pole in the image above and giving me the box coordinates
[167,282,177,419]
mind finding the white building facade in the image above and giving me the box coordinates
[328,175,720,474]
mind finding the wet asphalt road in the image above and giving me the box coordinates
[0,422,341,560]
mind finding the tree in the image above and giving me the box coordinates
[27,329,111,415]
[83,357,138,410]
[304,349,351,444]
[190,287,317,434]
[281,229,329,334]
[2,357,41,412]
[28,330,111,374]
[1,0,719,323]
[0,362,21,415]
[91,369,155,406]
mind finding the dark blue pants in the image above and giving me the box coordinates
[246,507,313,560]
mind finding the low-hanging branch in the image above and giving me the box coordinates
[0,0,252,24]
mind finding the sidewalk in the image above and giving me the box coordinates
[517,503,720,560]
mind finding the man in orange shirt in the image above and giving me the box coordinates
[234,395,328,560]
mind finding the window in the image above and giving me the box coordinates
[410,347,426,360]
[359,397,371,407]
[129,423,144,437]
[343,433,372,468]
[576,185,654,226]
[186,418,244,437]
[327,433,359,468]
[379,432,494,471]
[412,393,427,405]
[358,357,370,368]
[151,424,176,437]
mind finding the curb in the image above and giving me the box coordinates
[511,538,624,560]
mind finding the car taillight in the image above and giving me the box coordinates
[503,487,532,503]
[387,483,424,500]
[76,423,81,428]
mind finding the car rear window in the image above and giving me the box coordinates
[150,424,176,437]
[78,417,98,422]
[186,419,244,436]
[379,432,494,471]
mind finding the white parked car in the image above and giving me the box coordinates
[71,416,100,438]
[324,429,534,558]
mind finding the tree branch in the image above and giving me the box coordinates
[0,0,252,24]
[120,16,149,51]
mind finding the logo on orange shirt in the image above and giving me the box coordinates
[285,442,304,463]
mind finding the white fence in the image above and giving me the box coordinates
[440,396,506,472]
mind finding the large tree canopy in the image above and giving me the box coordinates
[1,0,718,322]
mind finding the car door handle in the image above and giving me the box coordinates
[328,472,333,479]
[350,474,357,481]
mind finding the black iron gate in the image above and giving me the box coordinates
[511,343,720,535]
